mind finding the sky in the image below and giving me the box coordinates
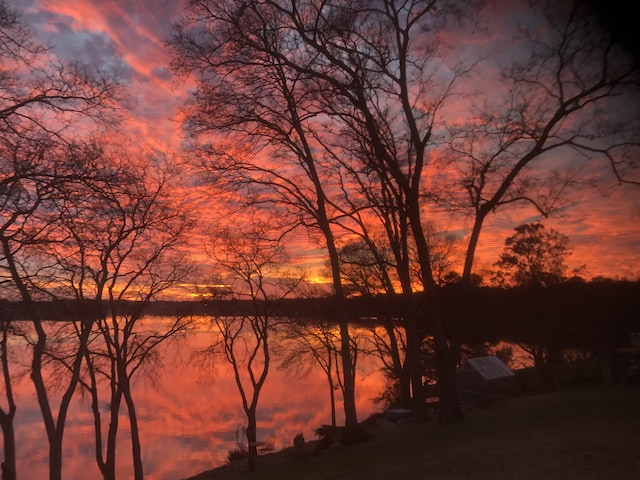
[15,0,640,283]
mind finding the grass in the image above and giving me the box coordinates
[184,382,640,480]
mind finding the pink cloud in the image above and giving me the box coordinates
[17,0,640,285]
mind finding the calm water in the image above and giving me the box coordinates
[7,317,386,479]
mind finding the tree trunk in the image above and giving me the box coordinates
[322,221,357,427]
[432,304,463,424]
[47,431,63,480]
[0,414,16,480]
[338,318,357,426]
[405,313,427,419]
[0,321,17,480]
[88,360,106,479]
[104,389,122,480]
[246,411,258,472]
[327,376,337,427]
[31,326,64,480]
[405,203,435,415]
[123,381,143,480]
[383,320,411,409]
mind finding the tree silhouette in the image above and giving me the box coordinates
[194,218,302,470]
[64,145,193,480]
[0,308,19,480]
[445,0,639,284]
[493,223,573,288]
[493,222,579,389]
[168,0,639,425]
[278,315,344,429]
[0,1,126,476]
[168,0,361,426]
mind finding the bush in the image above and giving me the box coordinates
[226,447,247,463]
[313,424,374,451]
[314,425,340,452]
[340,425,374,446]
[294,433,305,448]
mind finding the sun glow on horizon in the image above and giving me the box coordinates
[16,0,640,297]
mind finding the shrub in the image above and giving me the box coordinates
[294,433,305,448]
[313,424,374,451]
[314,425,340,452]
[226,447,247,463]
[340,425,374,446]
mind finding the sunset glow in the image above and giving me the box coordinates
[17,0,640,286]
[3,3,639,480]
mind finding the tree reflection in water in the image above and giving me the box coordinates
[8,316,386,480]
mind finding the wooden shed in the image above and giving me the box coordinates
[456,355,517,405]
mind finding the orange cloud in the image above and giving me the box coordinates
[19,0,640,288]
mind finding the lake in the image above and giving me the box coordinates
[6,317,386,479]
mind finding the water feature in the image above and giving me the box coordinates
[6,317,386,479]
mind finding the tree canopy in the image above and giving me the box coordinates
[493,223,576,288]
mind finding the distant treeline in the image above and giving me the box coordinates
[440,281,640,354]
[3,280,638,353]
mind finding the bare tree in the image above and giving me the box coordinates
[425,0,639,413]
[169,0,361,426]
[276,279,362,429]
[337,240,410,408]
[442,0,640,282]
[0,3,128,476]
[0,3,124,144]
[280,0,639,420]
[86,311,191,480]
[337,219,461,407]
[279,318,343,427]
[169,0,639,426]
[0,141,113,480]
[0,137,137,480]
[267,0,476,421]
[194,219,302,471]
[168,0,468,423]
[0,306,19,480]
[54,145,193,480]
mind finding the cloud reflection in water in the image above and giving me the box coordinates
[11,317,385,479]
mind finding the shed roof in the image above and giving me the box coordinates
[462,356,515,381]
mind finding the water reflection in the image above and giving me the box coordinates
[10,317,385,479]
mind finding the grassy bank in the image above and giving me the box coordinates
[185,383,640,480]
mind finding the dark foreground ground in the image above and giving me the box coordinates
[184,383,640,480]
